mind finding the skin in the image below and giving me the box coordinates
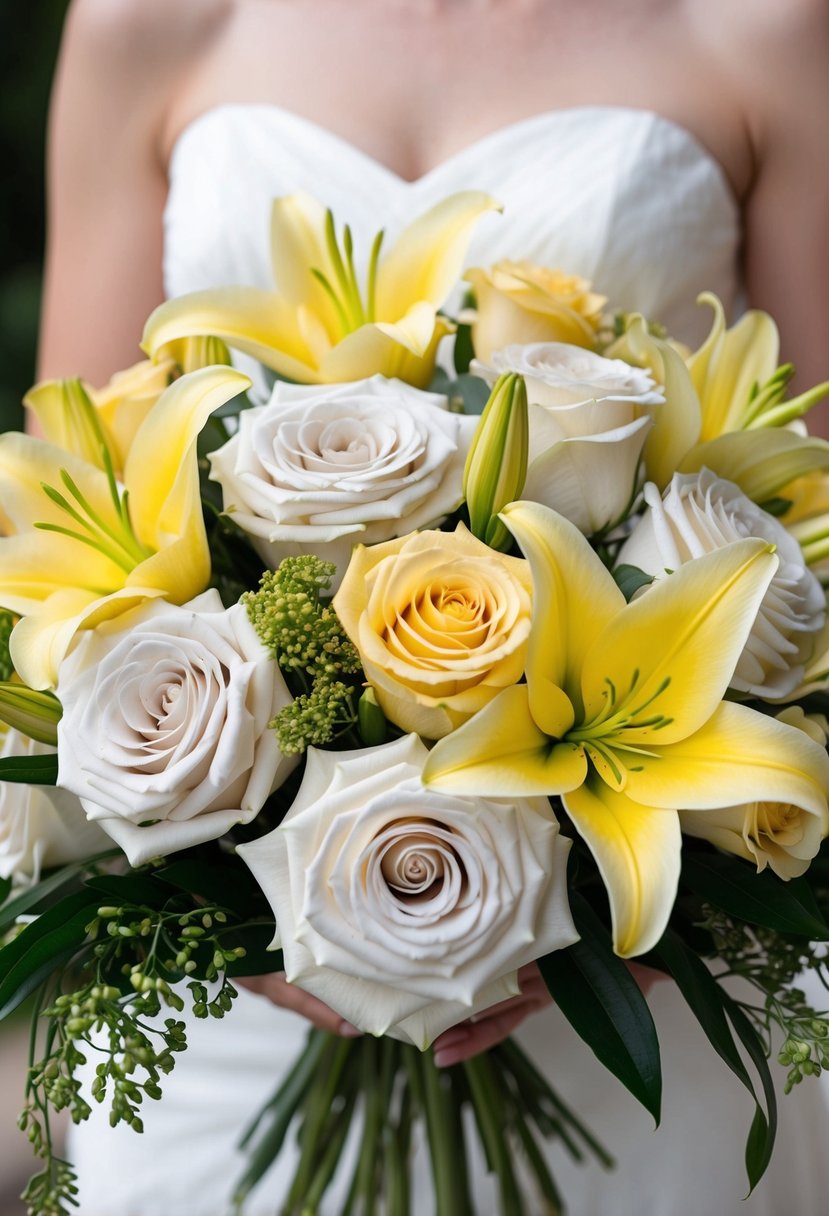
[37,0,829,1060]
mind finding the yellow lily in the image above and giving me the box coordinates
[143,191,501,387]
[423,502,829,957]
[0,366,250,690]
[24,358,176,480]
[679,429,829,503]
[688,293,829,439]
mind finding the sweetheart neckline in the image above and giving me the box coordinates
[167,101,739,214]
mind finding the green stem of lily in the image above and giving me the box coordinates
[341,224,366,328]
[366,228,385,323]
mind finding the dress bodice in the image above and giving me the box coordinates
[164,103,740,348]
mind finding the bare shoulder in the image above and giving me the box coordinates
[688,0,829,146]
[59,0,232,104]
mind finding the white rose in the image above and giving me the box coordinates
[680,710,829,879]
[473,344,663,534]
[618,469,826,699]
[0,729,108,886]
[209,376,478,585]
[56,590,296,866]
[238,734,577,1048]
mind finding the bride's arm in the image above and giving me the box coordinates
[37,0,226,384]
[717,0,829,427]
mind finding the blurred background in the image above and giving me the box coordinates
[0,0,70,431]
[0,3,71,1208]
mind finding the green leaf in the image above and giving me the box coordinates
[612,564,655,603]
[538,892,662,1122]
[0,876,10,907]
[723,997,777,1191]
[453,323,474,376]
[0,753,58,784]
[0,858,102,938]
[0,889,101,1019]
[682,852,829,939]
[647,929,776,1192]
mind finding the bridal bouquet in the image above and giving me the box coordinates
[3,190,829,1215]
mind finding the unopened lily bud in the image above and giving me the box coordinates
[463,372,528,551]
[0,682,61,745]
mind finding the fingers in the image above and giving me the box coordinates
[237,973,362,1037]
[433,999,543,1068]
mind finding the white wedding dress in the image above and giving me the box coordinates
[69,104,829,1215]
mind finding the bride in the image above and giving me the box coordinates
[40,1,829,1212]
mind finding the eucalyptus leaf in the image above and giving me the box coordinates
[538,892,662,1123]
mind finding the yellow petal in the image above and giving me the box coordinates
[499,501,624,712]
[269,193,341,333]
[0,431,118,534]
[0,532,124,617]
[679,429,829,502]
[142,287,318,381]
[124,366,251,548]
[10,587,168,691]
[624,701,829,823]
[609,316,701,490]
[375,192,501,318]
[563,779,682,957]
[422,684,587,796]
[688,293,779,439]
[317,308,452,387]
[581,540,777,744]
[24,379,106,467]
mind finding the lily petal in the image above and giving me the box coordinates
[125,366,251,547]
[422,684,587,796]
[581,540,777,743]
[270,193,340,332]
[688,294,779,440]
[318,308,453,387]
[624,701,829,821]
[375,192,501,318]
[679,429,829,502]
[142,287,317,381]
[563,779,681,957]
[10,586,168,691]
[500,501,623,709]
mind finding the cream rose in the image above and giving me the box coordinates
[0,730,107,886]
[333,525,532,738]
[238,734,578,1047]
[466,261,606,362]
[617,470,826,698]
[56,590,296,866]
[209,376,477,585]
[473,343,663,533]
[680,710,829,879]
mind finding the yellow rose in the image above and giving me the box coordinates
[466,261,606,362]
[333,525,532,739]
